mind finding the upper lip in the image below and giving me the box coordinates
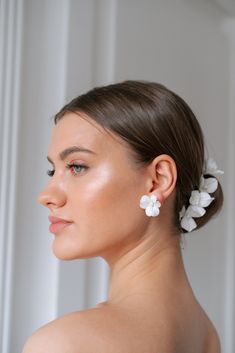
[49,215,73,224]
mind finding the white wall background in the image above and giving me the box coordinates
[0,0,234,352]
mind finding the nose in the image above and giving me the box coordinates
[38,183,66,209]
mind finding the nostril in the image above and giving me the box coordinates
[37,189,53,207]
[38,187,66,208]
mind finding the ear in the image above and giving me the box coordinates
[146,154,177,204]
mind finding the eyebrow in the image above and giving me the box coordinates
[47,145,96,164]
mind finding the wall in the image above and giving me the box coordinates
[0,0,234,352]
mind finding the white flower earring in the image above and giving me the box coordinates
[139,195,161,217]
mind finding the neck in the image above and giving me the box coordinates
[105,231,185,305]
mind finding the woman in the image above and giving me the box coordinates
[23,81,223,353]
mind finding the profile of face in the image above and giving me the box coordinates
[38,113,154,263]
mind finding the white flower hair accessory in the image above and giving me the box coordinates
[204,158,224,176]
[179,158,223,232]
[140,195,161,217]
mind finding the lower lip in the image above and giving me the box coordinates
[49,222,72,234]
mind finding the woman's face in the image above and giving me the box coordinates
[38,113,149,262]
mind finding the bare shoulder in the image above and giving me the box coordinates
[22,304,131,353]
[22,299,221,353]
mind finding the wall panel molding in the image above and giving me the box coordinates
[92,0,117,85]
[222,18,235,353]
[0,0,23,352]
[7,1,71,352]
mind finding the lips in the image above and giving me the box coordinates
[49,215,73,234]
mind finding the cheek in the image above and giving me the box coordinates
[52,165,148,261]
[78,171,138,213]
[80,173,143,239]
[69,169,145,239]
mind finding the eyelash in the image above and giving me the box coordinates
[47,169,54,177]
[47,163,88,177]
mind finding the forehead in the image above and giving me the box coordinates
[48,112,126,157]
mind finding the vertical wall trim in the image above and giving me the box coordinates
[0,0,23,352]
[92,0,117,85]
[222,18,235,353]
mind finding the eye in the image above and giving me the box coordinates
[66,163,88,176]
[47,169,55,177]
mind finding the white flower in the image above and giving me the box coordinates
[187,205,206,218]
[199,176,218,193]
[179,158,223,232]
[180,213,197,232]
[179,190,213,232]
[139,195,161,217]
[189,190,214,208]
[179,204,204,232]
[204,158,224,176]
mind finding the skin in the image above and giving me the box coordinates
[22,112,220,353]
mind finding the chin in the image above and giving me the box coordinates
[53,251,76,261]
[52,241,97,261]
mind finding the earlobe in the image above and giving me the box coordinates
[148,154,177,201]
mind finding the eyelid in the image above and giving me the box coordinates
[68,158,85,164]
[66,162,88,176]
[46,158,89,178]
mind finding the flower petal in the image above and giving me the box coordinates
[205,158,224,176]
[156,201,161,208]
[198,192,214,207]
[180,216,197,232]
[189,190,201,206]
[151,204,160,217]
[187,205,205,218]
[140,195,151,209]
[145,206,154,217]
[200,177,218,193]
[150,195,157,203]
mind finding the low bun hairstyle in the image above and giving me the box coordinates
[54,80,223,233]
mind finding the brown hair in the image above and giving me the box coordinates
[54,80,223,233]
